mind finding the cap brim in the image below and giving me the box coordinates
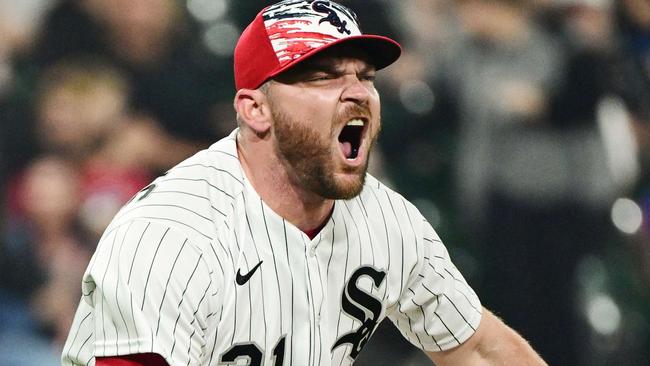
[266,35,401,83]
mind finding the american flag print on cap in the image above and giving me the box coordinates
[234,0,401,90]
[262,0,362,64]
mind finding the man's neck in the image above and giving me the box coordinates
[237,132,334,232]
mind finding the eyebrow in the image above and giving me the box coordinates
[301,60,376,75]
[273,57,376,85]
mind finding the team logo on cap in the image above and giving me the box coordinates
[312,1,351,35]
[262,0,362,64]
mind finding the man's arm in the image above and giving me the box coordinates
[427,308,547,366]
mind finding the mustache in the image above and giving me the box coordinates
[337,104,372,122]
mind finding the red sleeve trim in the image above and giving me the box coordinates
[96,353,168,366]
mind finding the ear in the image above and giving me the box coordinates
[234,88,272,135]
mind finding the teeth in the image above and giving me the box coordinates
[346,119,364,127]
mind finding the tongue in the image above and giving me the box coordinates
[340,141,352,159]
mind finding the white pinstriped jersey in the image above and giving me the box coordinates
[62,129,482,366]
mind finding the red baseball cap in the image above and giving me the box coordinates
[234,0,402,90]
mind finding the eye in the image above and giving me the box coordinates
[307,73,336,82]
[360,74,376,82]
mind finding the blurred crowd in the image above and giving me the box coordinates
[0,0,648,365]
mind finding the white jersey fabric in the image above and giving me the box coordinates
[62,129,482,366]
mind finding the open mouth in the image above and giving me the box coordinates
[338,119,365,160]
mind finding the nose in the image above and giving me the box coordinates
[340,75,371,105]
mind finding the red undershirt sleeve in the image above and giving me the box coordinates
[96,353,168,366]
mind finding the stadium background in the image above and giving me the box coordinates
[0,0,648,365]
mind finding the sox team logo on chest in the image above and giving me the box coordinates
[333,266,387,361]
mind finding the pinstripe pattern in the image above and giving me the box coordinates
[62,129,481,366]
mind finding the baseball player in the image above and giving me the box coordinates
[62,1,547,365]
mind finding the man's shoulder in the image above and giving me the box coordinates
[161,132,244,198]
[360,175,411,204]
[357,174,421,219]
[105,132,244,242]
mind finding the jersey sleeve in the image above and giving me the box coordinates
[96,353,169,366]
[387,218,482,352]
[80,219,219,365]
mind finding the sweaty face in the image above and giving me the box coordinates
[267,48,381,199]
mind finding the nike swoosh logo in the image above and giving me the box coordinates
[236,261,263,286]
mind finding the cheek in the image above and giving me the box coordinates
[296,96,338,133]
[370,96,382,126]
[370,91,381,111]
